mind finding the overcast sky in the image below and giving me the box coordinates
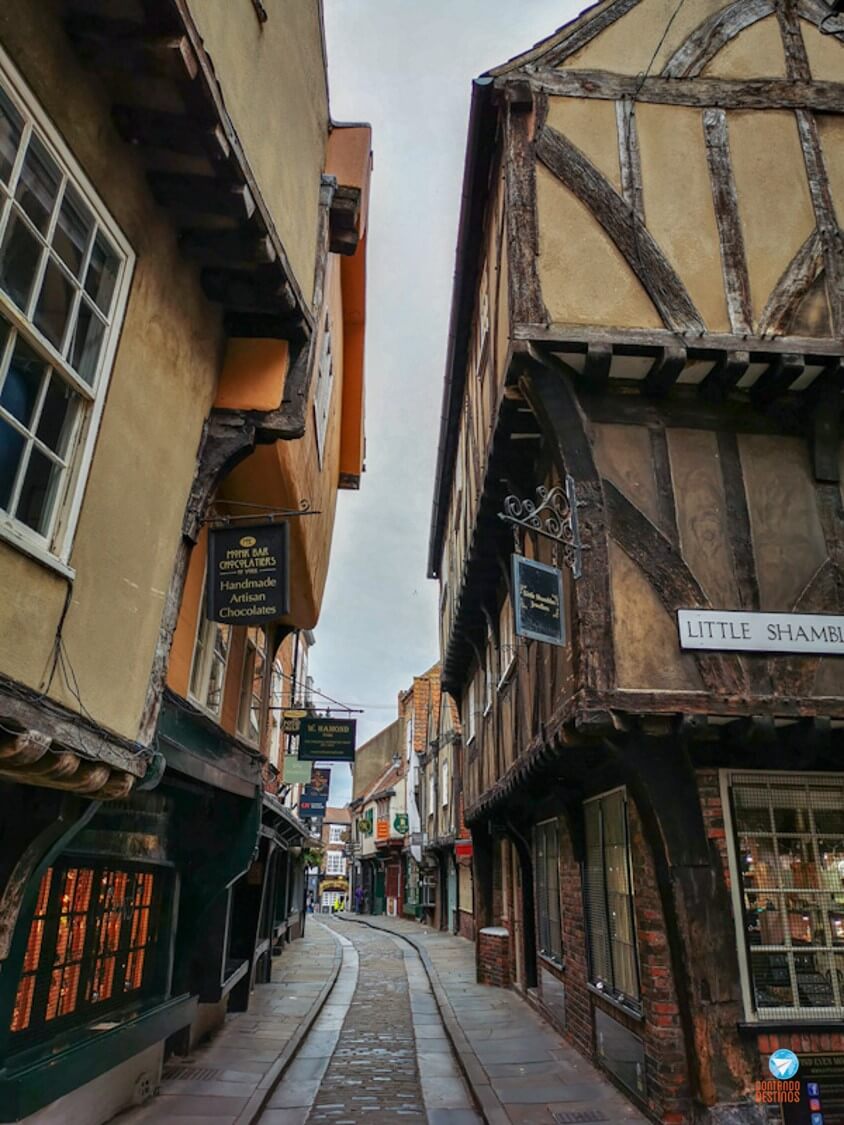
[313,1,582,805]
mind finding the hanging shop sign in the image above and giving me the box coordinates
[298,717,357,762]
[678,610,844,656]
[281,709,308,734]
[299,787,328,815]
[357,809,373,836]
[207,522,289,625]
[511,555,565,647]
[282,754,312,785]
[393,813,409,835]
[310,767,331,795]
[455,839,474,859]
[376,818,390,841]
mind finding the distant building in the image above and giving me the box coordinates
[318,807,350,911]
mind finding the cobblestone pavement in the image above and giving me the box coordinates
[259,919,479,1125]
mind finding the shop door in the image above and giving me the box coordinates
[447,861,457,933]
[373,867,386,915]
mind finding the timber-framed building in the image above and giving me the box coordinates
[429,1,844,1122]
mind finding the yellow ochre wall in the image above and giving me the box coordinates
[186,0,329,304]
[0,4,223,741]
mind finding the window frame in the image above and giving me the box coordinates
[722,769,844,1023]
[328,825,345,845]
[188,589,231,719]
[0,45,134,574]
[313,313,333,468]
[534,817,564,966]
[9,856,169,1048]
[498,595,517,689]
[325,851,346,877]
[236,627,268,746]
[583,787,641,1014]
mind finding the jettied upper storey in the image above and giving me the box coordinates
[429,0,844,727]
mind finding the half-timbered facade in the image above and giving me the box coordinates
[429,2,844,1122]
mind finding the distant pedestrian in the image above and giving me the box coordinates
[354,884,364,913]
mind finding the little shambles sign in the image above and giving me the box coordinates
[298,718,357,762]
[678,610,844,655]
[511,555,565,647]
[207,523,289,626]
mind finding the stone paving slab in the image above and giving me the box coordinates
[115,922,341,1125]
[334,914,648,1125]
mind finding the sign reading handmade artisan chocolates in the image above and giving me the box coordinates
[207,522,289,625]
[297,717,357,762]
[511,555,565,647]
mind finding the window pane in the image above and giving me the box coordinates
[68,299,104,384]
[0,87,23,185]
[85,232,119,314]
[0,213,42,310]
[0,415,24,509]
[17,445,61,535]
[34,257,74,350]
[15,134,60,234]
[53,185,92,277]
[36,374,77,457]
[0,336,45,426]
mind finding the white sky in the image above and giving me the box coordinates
[314,1,582,806]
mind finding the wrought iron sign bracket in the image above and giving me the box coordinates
[498,475,588,579]
[199,498,320,526]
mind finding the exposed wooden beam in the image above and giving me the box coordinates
[795,109,844,336]
[64,14,199,81]
[522,68,844,112]
[699,349,750,401]
[702,109,752,335]
[749,353,805,407]
[148,171,256,221]
[776,0,812,82]
[615,98,644,222]
[661,0,775,76]
[516,321,844,359]
[180,228,277,268]
[582,342,612,393]
[114,106,230,162]
[644,345,687,396]
[202,269,297,315]
[542,0,641,66]
[758,231,824,337]
[810,363,843,482]
[505,103,547,327]
[535,125,705,334]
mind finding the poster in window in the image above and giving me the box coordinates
[207,522,289,626]
[511,554,565,646]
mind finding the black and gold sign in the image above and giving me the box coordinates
[207,522,289,626]
[298,717,357,762]
[511,554,565,647]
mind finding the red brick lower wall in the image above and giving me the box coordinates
[478,927,511,988]
[457,909,475,941]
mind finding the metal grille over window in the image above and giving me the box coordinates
[730,772,844,1019]
[10,861,162,1042]
[0,73,125,550]
[584,789,640,1010]
[535,818,563,965]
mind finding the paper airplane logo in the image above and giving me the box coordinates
[769,1049,800,1080]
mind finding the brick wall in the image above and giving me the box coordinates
[458,909,475,941]
[478,927,511,988]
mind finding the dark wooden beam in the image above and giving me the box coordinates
[523,68,844,112]
[795,109,844,336]
[516,322,844,359]
[505,102,547,326]
[113,106,230,162]
[810,364,843,482]
[542,0,640,66]
[180,228,277,268]
[698,349,750,401]
[702,108,752,335]
[749,353,804,408]
[535,125,704,334]
[65,14,199,80]
[615,97,644,222]
[644,345,686,396]
[582,342,612,393]
[148,172,256,221]
[202,269,296,316]
[776,0,812,82]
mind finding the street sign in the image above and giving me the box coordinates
[678,609,844,655]
[511,554,565,646]
[298,717,356,762]
[207,522,289,626]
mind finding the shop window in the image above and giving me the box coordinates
[464,672,477,744]
[0,61,131,564]
[441,760,449,807]
[328,825,345,845]
[189,599,230,716]
[421,875,436,908]
[584,789,640,1010]
[237,627,267,744]
[726,771,844,1020]
[313,314,333,467]
[498,596,516,687]
[535,818,563,965]
[10,860,164,1044]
